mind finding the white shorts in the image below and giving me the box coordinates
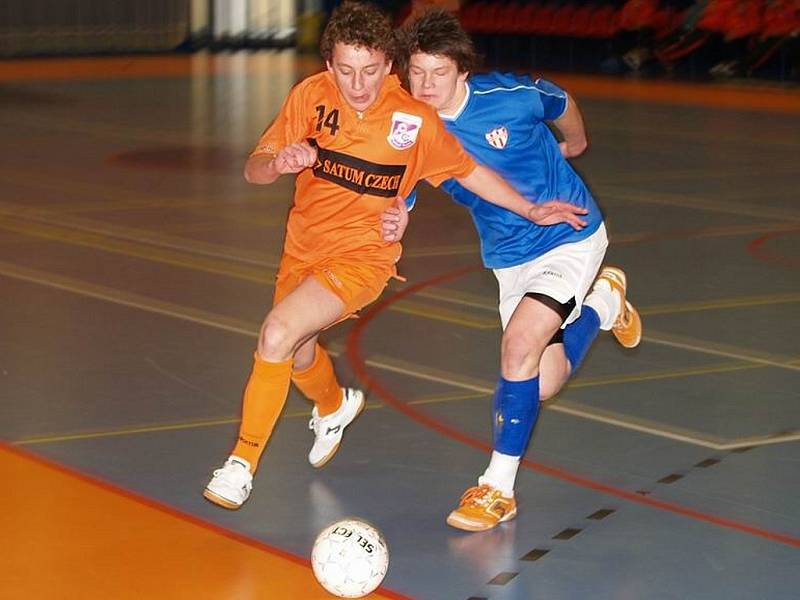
[493,223,608,330]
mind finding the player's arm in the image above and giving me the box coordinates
[552,93,587,159]
[244,141,318,185]
[421,106,586,230]
[245,79,315,185]
[456,165,589,230]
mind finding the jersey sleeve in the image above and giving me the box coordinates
[417,116,477,187]
[531,77,568,121]
[250,81,313,157]
[404,188,418,211]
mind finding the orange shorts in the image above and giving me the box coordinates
[273,253,396,320]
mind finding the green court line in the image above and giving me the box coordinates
[13,393,487,446]
[5,214,797,328]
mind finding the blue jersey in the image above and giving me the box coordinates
[437,72,603,269]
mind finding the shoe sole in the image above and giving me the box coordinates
[203,488,244,510]
[309,392,366,469]
[446,507,518,532]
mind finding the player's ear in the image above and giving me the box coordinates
[326,60,333,73]
[385,59,393,75]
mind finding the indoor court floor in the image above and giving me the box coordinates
[1,51,799,599]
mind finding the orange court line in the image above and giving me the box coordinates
[0,54,208,80]
[0,53,320,82]
[0,53,798,113]
[1,443,407,600]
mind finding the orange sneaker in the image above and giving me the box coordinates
[446,484,517,532]
[596,266,642,348]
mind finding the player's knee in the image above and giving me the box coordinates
[501,333,545,379]
[258,315,295,359]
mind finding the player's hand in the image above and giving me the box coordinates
[273,142,317,174]
[527,200,589,230]
[381,196,409,242]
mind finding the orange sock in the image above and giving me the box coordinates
[232,353,293,473]
[292,344,343,417]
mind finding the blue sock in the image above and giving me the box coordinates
[493,376,540,456]
[563,306,601,374]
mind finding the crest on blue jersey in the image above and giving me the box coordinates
[485,126,508,149]
[388,112,422,150]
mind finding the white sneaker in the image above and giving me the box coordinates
[203,456,253,509]
[308,388,365,468]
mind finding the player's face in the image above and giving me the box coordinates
[328,43,392,112]
[407,52,468,114]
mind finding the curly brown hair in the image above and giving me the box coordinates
[398,7,476,75]
[319,1,396,63]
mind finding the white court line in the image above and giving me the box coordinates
[350,351,799,451]
[643,333,800,373]
[1,260,797,451]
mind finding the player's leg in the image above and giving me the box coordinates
[447,227,619,531]
[292,336,343,417]
[538,301,604,402]
[494,294,566,484]
[292,336,365,468]
[204,276,347,509]
[294,260,392,467]
[540,224,641,398]
[447,287,566,531]
[538,263,643,402]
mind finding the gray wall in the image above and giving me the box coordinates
[0,0,190,56]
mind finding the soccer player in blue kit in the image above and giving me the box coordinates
[383,9,643,531]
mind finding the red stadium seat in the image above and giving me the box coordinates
[567,5,595,38]
[517,3,539,36]
[459,2,483,33]
[762,0,800,38]
[496,2,524,35]
[619,0,661,31]
[550,2,578,37]
[531,3,557,35]
[724,1,765,40]
[585,5,621,38]
[697,0,736,33]
[654,7,688,39]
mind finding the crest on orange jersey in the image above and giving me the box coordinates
[388,112,422,150]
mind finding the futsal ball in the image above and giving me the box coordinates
[311,518,389,598]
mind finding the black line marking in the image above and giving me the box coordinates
[466,597,488,600]
[658,473,684,484]
[731,446,754,453]
[521,548,550,561]
[636,489,651,495]
[587,508,616,520]
[488,571,519,585]
[552,528,582,540]
[694,458,721,468]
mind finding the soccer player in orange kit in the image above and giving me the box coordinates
[203,1,589,509]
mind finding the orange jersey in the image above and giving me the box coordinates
[251,72,477,269]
